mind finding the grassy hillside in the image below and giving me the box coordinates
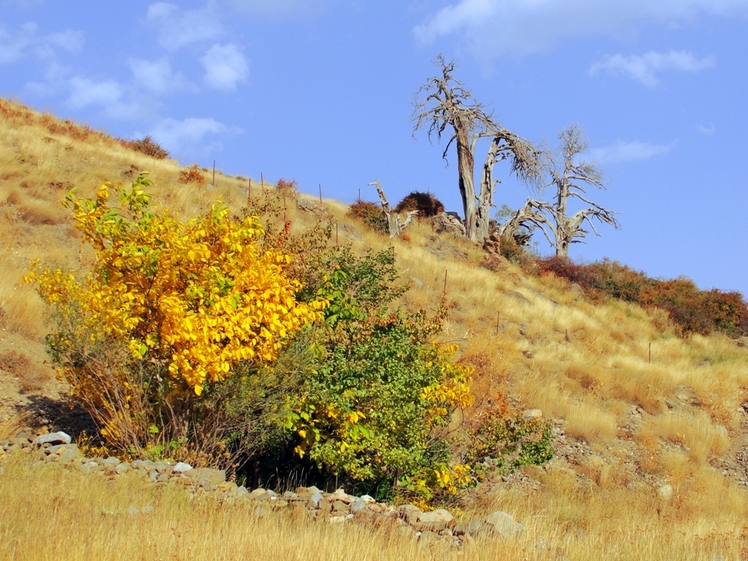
[1,97,748,559]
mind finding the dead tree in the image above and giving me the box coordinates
[501,125,619,258]
[369,180,418,238]
[412,55,542,244]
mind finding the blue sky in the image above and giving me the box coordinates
[2,0,747,296]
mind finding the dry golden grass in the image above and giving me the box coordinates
[2,97,748,558]
[2,453,747,561]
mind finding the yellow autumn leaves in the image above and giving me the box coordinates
[27,174,326,396]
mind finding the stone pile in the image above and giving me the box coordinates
[1,431,525,549]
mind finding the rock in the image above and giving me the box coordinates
[235,486,250,499]
[658,484,674,501]
[482,511,525,538]
[328,516,347,524]
[736,337,748,348]
[330,488,353,503]
[101,456,120,469]
[297,198,326,215]
[398,504,423,525]
[350,498,368,514]
[78,460,100,474]
[172,462,192,473]
[454,520,483,537]
[332,500,349,515]
[186,467,226,485]
[33,432,71,446]
[522,409,543,421]
[480,254,508,272]
[412,509,454,532]
[308,491,324,509]
[430,213,466,238]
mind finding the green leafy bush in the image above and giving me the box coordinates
[279,247,473,500]
[468,407,553,473]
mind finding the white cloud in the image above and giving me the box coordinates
[0,22,35,64]
[146,2,223,51]
[696,122,716,135]
[200,43,248,91]
[414,0,748,62]
[149,117,234,157]
[589,50,714,87]
[66,76,123,109]
[62,76,149,121]
[589,140,674,164]
[129,57,193,95]
[0,22,82,64]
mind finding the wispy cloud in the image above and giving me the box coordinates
[0,22,82,64]
[149,117,238,159]
[589,50,715,87]
[129,57,194,95]
[696,122,716,135]
[200,44,248,92]
[590,140,674,164]
[146,2,222,51]
[414,0,748,63]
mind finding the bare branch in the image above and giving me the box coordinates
[369,180,418,238]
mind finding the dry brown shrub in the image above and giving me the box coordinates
[0,350,48,392]
[178,164,207,185]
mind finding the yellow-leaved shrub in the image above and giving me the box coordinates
[26,173,325,460]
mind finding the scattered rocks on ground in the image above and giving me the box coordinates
[0,431,534,550]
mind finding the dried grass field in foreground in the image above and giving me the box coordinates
[0,452,746,561]
[1,98,748,559]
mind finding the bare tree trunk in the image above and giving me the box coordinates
[370,180,418,238]
[456,128,477,242]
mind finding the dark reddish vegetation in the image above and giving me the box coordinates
[348,201,388,233]
[121,136,169,159]
[394,191,445,218]
[536,256,748,337]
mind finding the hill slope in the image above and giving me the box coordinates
[2,98,748,559]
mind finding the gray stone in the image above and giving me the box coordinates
[350,498,368,514]
[186,467,226,485]
[454,520,483,537]
[482,511,525,538]
[398,504,422,525]
[33,432,71,446]
[297,199,326,215]
[235,486,250,498]
[658,484,674,501]
[430,213,466,237]
[412,509,454,532]
[101,456,120,469]
[522,409,543,421]
[308,492,323,509]
[172,462,192,473]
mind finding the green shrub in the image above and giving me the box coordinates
[468,408,553,473]
[279,247,473,500]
